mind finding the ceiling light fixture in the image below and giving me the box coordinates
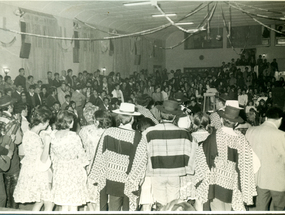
[152,14,177,18]
[123,1,153,6]
[175,22,194,26]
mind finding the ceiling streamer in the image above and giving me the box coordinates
[0,36,16,47]
[0,1,284,50]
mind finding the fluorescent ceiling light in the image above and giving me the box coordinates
[152,14,177,18]
[175,22,194,25]
[124,2,153,6]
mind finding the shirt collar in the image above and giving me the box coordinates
[265,120,278,129]
[119,123,133,130]
[222,126,238,136]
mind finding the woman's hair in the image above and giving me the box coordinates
[192,111,211,132]
[55,110,74,130]
[94,110,114,129]
[29,106,52,129]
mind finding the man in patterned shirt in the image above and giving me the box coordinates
[88,103,147,211]
[195,101,256,211]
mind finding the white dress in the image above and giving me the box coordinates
[14,130,52,203]
[50,130,89,206]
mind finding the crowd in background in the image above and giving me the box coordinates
[0,56,282,129]
[0,55,284,211]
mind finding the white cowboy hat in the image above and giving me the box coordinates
[112,102,141,116]
[225,100,243,109]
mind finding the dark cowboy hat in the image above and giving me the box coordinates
[218,105,244,123]
[0,95,16,107]
[136,94,153,107]
[156,100,183,116]
[173,92,187,102]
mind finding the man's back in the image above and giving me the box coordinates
[144,123,194,176]
[246,122,285,191]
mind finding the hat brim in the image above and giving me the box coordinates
[156,105,184,116]
[112,109,141,116]
[215,94,227,102]
[218,110,244,123]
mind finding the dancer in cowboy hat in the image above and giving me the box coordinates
[140,100,195,210]
[88,103,147,211]
[194,101,256,211]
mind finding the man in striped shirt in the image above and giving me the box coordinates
[143,100,195,206]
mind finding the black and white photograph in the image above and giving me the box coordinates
[0,0,285,212]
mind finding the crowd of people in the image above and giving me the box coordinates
[0,56,284,211]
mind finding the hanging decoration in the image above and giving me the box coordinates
[100,40,109,54]
[221,6,250,56]
[228,2,285,36]
[158,2,216,50]
[60,29,73,52]
[0,36,16,47]
[228,2,285,21]
[0,1,283,51]
[234,1,285,15]
[216,7,222,41]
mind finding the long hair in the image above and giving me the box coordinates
[55,110,74,130]
[29,106,52,129]
[192,111,212,133]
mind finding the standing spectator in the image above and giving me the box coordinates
[53,73,61,88]
[4,76,15,91]
[47,71,53,88]
[161,86,170,101]
[59,70,66,82]
[34,85,43,107]
[12,85,23,104]
[246,107,285,211]
[152,86,163,103]
[25,85,36,115]
[40,85,49,106]
[45,87,58,109]
[65,69,75,89]
[271,59,279,72]
[111,83,124,103]
[71,84,86,123]
[26,75,35,92]
[14,68,26,92]
[57,82,67,106]
[101,77,109,95]
[89,89,103,108]
[238,88,248,108]
[61,94,71,111]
